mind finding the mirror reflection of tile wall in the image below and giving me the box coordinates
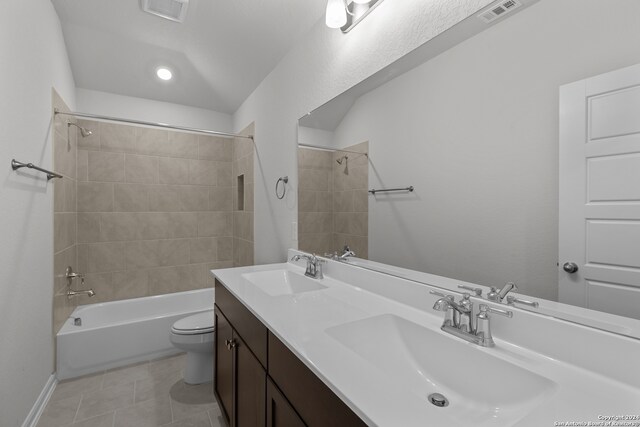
[298,142,368,258]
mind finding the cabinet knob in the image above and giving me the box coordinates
[225,339,237,350]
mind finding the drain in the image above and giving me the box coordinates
[428,393,449,407]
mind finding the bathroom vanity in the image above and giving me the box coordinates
[212,250,640,427]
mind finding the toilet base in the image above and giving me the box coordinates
[184,351,214,385]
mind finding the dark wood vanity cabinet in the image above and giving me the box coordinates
[214,279,366,427]
[266,378,305,427]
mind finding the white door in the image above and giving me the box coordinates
[559,63,640,320]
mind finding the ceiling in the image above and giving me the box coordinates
[52,0,327,113]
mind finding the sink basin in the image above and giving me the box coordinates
[326,314,557,426]
[242,269,327,296]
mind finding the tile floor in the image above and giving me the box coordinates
[37,353,225,427]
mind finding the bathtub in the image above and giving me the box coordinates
[56,288,214,380]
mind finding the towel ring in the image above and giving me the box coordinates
[276,176,288,199]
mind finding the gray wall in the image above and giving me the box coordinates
[0,1,76,425]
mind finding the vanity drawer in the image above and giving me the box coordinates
[215,279,268,368]
[268,332,366,427]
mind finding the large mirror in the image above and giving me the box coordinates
[297,0,640,338]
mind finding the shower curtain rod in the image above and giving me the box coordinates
[54,109,253,140]
[298,143,368,157]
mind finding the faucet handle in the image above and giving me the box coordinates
[458,284,482,296]
[506,295,539,308]
[479,304,513,318]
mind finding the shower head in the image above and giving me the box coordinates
[336,155,348,165]
[67,121,93,137]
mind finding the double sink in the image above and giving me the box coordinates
[241,268,557,426]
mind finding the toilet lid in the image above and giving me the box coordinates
[172,310,215,335]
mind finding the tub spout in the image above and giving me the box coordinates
[67,289,95,299]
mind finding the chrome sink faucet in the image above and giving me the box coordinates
[326,245,356,262]
[431,291,512,347]
[291,254,325,279]
[487,281,517,303]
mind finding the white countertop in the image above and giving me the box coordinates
[212,256,640,427]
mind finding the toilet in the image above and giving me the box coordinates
[170,310,215,384]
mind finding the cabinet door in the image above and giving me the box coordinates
[235,333,266,427]
[215,308,234,424]
[266,378,306,427]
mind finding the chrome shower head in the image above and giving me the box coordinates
[67,121,93,137]
[336,155,348,165]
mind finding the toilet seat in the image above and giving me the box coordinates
[171,310,214,335]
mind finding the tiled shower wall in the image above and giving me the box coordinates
[232,123,255,267]
[297,142,368,258]
[73,119,236,305]
[52,90,79,335]
[332,141,368,258]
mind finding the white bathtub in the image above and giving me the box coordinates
[56,288,214,380]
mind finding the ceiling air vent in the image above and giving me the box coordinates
[478,0,522,23]
[141,0,189,23]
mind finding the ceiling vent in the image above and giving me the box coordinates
[478,0,522,23]
[141,0,189,23]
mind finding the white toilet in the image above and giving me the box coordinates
[170,310,215,384]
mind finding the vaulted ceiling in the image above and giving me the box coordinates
[52,0,327,113]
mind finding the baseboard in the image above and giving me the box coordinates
[21,374,57,427]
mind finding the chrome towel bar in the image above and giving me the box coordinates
[11,159,62,180]
[368,186,414,195]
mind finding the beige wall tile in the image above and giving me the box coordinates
[333,191,354,213]
[209,187,232,212]
[299,169,330,191]
[168,131,199,159]
[112,270,148,301]
[114,183,149,212]
[54,129,76,179]
[198,135,232,161]
[299,233,334,256]
[354,190,368,212]
[77,149,88,182]
[136,213,171,240]
[233,238,254,267]
[233,211,253,241]
[216,162,233,187]
[88,151,125,182]
[148,264,204,295]
[125,154,158,184]
[189,238,218,263]
[125,239,190,269]
[197,212,233,237]
[53,177,65,213]
[135,128,169,156]
[87,242,125,273]
[216,237,233,262]
[54,212,76,253]
[316,191,332,212]
[77,213,101,243]
[298,212,332,234]
[168,212,198,238]
[333,233,368,259]
[99,212,139,242]
[78,182,114,212]
[158,157,189,185]
[148,186,181,212]
[298,191,316,212]
[298,148,333,170]
[188,160,218,186]
[179,186,209,211]
[245,183,254,212]
[100,122,136,153]
[233,137,254,161]
[53,292,75,335]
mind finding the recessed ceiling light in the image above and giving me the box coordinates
[156,67,173,81]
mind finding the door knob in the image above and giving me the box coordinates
[562,262,579,274]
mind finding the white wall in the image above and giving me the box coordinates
[233,0,495,265]
[0,1,76,425]
[298,126,334,149]
[76,88,232,132]
[329,0,640,300]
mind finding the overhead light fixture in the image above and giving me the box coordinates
[156,67,173,81]
[325,0,385,33]
[141,0,189,23]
